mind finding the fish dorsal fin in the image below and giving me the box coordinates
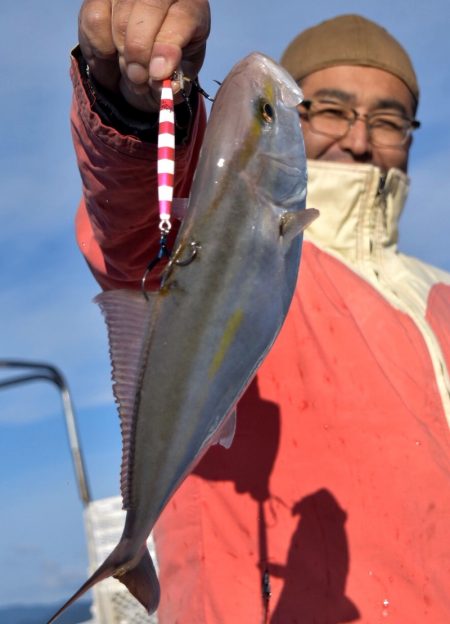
[280,207,319,245]
[95,289,155,508]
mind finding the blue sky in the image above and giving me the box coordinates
[1,0,449,608]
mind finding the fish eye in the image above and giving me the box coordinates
[260,100,275,124]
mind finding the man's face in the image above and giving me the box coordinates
[299,65,416,173]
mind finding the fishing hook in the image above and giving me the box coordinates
[176,74,217,104]
[174,241,201,266]
[193,78,216,102]
[141,232,171,299]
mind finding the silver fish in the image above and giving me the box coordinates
[47,52,318,623]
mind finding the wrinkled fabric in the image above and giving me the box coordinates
[71,55,450,623]
[71,53,206,291]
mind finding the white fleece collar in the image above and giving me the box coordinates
[304,160,410,265]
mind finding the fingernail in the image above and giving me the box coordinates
[149,56,169,80]
[126,62,148,84]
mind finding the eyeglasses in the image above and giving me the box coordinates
[299,99,421,148]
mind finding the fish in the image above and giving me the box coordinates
[47,51,318,623]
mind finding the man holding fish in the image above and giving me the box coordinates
[66,1,450,622]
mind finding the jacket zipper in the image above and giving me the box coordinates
[370,183,450,424]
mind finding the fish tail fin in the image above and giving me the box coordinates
[46,544,159,624]
[45,555,117,624]
[115,546,160,613]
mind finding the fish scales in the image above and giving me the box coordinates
[47,52,318,623]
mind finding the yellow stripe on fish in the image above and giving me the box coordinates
[208,308,244,378]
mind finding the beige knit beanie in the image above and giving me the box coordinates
[280,14,419,104]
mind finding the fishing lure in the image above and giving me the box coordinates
[141,77,175,293]
[157,78,175,235]
[142,72,215,294]
[156,71,214,236]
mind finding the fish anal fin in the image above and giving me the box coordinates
[115,547,160,614]
[280,207,319,244]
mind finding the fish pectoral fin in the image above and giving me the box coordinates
[279,207,320,244]
[115,547,160,614]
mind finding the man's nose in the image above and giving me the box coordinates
[338,117,372,157]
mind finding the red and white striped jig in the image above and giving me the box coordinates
[141,77,176,294]
[157,78,175,234]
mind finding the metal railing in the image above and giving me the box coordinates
[0,359,91,505]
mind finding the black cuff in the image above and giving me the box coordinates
[75,46,197,144]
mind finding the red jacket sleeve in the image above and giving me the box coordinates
[70,54,207,291]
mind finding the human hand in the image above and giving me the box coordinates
[78,0,211,112]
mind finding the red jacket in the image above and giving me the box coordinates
[71,56,450,623]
